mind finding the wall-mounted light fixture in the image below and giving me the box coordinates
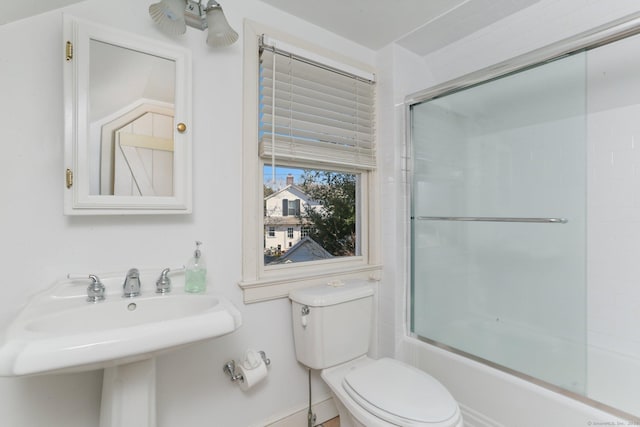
[149,0,238,47]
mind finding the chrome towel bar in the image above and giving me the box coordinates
[413,216,568,224]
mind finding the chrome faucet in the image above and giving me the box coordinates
[122,268,141,297]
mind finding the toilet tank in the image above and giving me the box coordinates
[289,280,374,370]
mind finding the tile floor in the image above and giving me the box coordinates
[318,416,340,427]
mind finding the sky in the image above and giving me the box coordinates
[263,165,305,190]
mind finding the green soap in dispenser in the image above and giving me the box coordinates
[185,241,207,293]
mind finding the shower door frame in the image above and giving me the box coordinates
[405,10,640,421]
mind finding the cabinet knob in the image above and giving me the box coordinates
[177,122,187,133]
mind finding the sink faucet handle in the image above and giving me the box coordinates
[67,274,106,303]
[86,275,106,303]
[156,268,172,294]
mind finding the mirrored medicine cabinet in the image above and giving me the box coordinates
[63,15,192,215]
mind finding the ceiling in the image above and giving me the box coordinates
[1,0,540,56]
[259,0,541,55]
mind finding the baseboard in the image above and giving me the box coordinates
[257,395,338,427]
[460,403,505,427]
[254,392,499,427]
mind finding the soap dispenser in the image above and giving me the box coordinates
[185,241,207,293]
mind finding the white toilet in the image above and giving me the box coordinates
[289,280,463,427]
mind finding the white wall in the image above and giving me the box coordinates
[382,0,640,425]
[0,1,375,426]
[586,31,640,415]
[376,42,433,361]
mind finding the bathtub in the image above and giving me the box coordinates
[400,327,638,426]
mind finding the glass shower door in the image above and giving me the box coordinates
[410,53,587,393]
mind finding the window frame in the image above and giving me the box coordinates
[240,20,381,303]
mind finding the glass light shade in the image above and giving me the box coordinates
[205,7,238,47]
[149,0,187,35]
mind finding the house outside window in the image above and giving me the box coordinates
[240,21,381,302]
[264,177,321,260]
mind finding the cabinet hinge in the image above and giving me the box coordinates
[65,41,73,61]
[66,168,73,188]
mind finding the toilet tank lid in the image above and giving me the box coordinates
[288,280,374,307]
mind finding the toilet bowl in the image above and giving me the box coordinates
[289,280,463,427]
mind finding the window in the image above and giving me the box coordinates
[268,226,275,237]
[241,21,381,302]
[264,165,359,265]
[282,199,300,217]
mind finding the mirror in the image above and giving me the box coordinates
[63,15,192,214]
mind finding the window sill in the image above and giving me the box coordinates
[238,263,383,303]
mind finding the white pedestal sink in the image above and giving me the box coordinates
[0,270,242,427]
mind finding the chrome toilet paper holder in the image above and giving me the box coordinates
[223,350,270,383]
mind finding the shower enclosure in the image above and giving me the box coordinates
[409,13,640,419]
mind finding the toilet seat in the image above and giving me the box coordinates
[342,358,459,426]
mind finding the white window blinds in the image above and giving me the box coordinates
[259,37,376,170]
